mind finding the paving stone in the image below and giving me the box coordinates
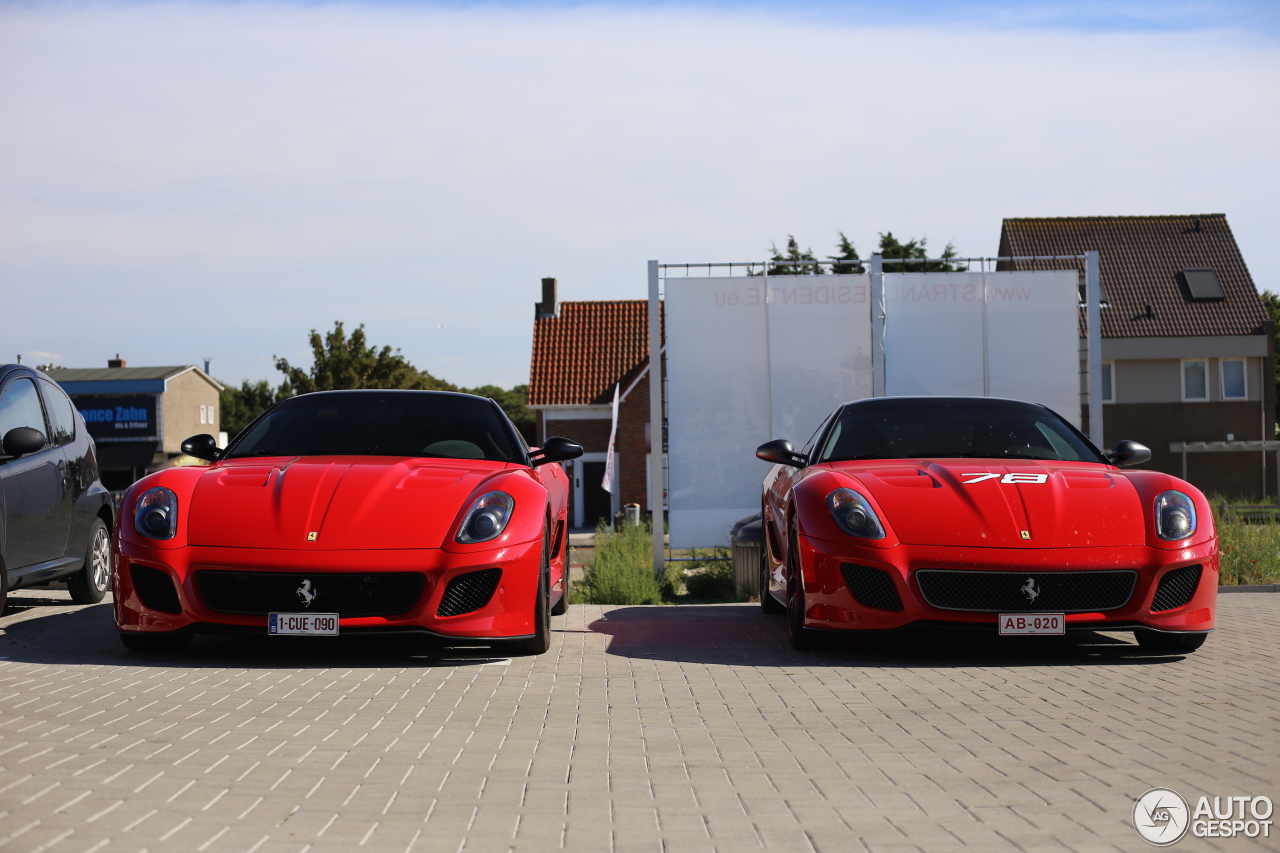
[0,591,1277,851]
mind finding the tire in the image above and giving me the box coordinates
[118,631,193,654]
[786,523,817,650]
[512,523,552,655]
[760,517,784,615]
[0,561,8,616]
[68,518,111,605]
[550,521,569,616]
[1134,630,1207,653]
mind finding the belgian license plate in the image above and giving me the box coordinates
[998,613,1065,635]
[269,613,339,635]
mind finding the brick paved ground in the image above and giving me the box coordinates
[0,591,1276,853]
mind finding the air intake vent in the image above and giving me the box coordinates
[1151,564,1202,613]
[839,563,903,612]
[437,569,503,618]
[130,564,182,614]
[195,571,425,617]
[916,569,1136,612]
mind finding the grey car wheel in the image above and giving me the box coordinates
[69,518,111,604]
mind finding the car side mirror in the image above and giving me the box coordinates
[181,433,222,462]
[530,436,584,467]
[756,438,807,469]
[1,426,46,461]
[1106,439,1151,468]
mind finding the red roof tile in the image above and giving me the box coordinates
[998,214,1268,338]
[528,301,662,406]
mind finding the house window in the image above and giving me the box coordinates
[199,405,207,424]
[1221,359,1247,400]
[1182,359,1208,401]
[1101,361,1114,403]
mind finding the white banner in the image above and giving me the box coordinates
[665,275,872,548]
[883,270,1080,425]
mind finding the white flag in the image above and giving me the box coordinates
[601,383,620,494]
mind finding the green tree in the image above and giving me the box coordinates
[758,232,960,274]
[218,378,293,438]
[877,231,964,273]
[1261,291,1280,431]
[829,231,864,274]
[763,235,824,275]
[274,321,449,393]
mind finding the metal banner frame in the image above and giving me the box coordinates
[648,251,1102,577]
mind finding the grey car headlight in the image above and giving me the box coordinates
[134,486,178,540]
[1155,490,1196,541]
[457,491,515,544]
[828,488,886,540]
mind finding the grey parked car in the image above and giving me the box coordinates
[0,364,114,610]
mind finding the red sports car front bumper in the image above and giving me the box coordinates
[113,536,545,640]
[796,534,1218,634]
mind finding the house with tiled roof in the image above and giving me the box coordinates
[527,279,662,528]
[999,214,1274,497]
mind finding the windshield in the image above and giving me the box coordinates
[225,392,524,462]
[815,399,1105,464]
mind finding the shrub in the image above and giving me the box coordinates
[574,520,674,605]
[681,549,736,601]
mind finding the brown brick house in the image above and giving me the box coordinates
[999,214,1274,497]
[527,279,663,529]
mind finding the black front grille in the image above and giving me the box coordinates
[131,564,182,614]
[915,569,1136,612]
[840,563,904,611]
[1151,565,1202,612]
[195,571,425,617]
[437,569,502,617]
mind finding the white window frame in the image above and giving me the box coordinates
[199,405,207,424]
[1220,358,1247,400]
[1181,358,1209,402]
[1101,361,1115,404]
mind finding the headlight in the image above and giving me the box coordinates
[827,488,885,540]
[134,487,178,540]
[457,491,515,544]
[1155,490,1197,541]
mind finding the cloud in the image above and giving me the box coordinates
[0,2,1277,386]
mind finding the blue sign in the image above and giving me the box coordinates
[71,395,156,439]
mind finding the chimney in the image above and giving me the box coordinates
[536,277,558,319]
[108,354,126,368]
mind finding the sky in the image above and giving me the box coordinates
[1,0,1277,390]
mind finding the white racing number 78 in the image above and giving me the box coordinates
[962,473,1049,485]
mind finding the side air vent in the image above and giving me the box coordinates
[839,563,904,612]
[130,564,183,614]
[437,568,503,618]
[1151,564,1202,613]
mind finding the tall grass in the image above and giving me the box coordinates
[572,521,680,605]
[1210,496,1280,585]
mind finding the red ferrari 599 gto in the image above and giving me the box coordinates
[113,390,582,655]
[757,397,1216,653]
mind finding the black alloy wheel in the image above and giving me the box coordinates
[118,631,193,654]
[759,514,784,615]
[550,520,569,616]
[1134,629,1207,653]
[786,522,818,650]
[69,518,111,604]
[513,521,552,655]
